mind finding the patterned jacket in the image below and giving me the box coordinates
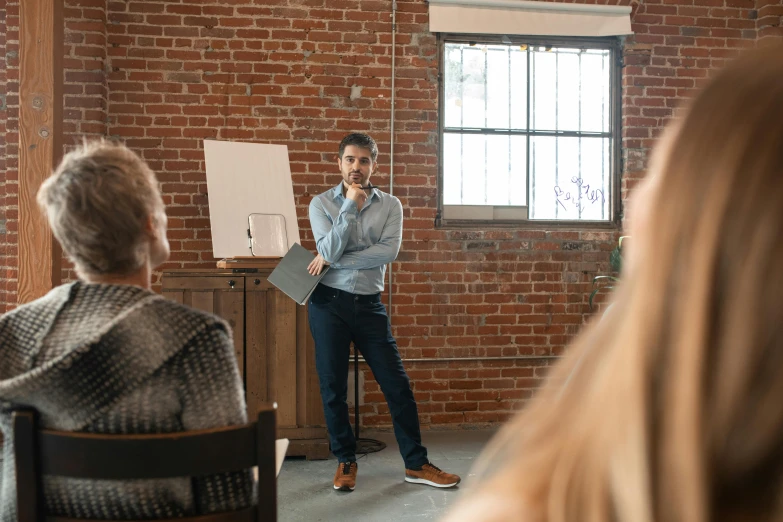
[0,282,254,520]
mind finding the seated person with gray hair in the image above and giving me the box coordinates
[0,140,253,518]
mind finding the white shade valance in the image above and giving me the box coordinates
[429,0,633,37]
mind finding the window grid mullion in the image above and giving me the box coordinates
[555,49,559,220]
[578,51,583,220]
[602,52,607,220]
[459,46,464,205]
[484,47,488,205]
[443,128,612,138]
[528,47,534,216]
[508,47,512,206]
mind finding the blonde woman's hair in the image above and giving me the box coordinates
[37,139,165,278]
[466,43,783,522]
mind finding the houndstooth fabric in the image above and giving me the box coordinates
[0,282,254,520]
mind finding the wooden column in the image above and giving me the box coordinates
[18,0,63,303]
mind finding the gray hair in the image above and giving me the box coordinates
[37,139,165,278]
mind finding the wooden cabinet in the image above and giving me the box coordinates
[162,267,329,460]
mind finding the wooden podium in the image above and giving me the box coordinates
[161,261,329,460]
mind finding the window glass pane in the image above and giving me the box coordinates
[462,47,487,128]
[531,49,556,131]
[556,50,580,132]
[509,135,527,206]
[485,134,509,205]
[577,137,611,220]
[580,50,611,133]
[444,44,468,128]
[486,48,510,129]
[443,133,526,206]
[510,47,527,130]
[461,133,488,203]
[528,135,556,218]
[529,136,610,220]
[445,43,528,131]
[443,133,463,204]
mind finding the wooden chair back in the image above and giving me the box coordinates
[12,407,277,522]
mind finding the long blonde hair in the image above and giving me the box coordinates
[468,43,783,522]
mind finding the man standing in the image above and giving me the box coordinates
[307,133,461,492]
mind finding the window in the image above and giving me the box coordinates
[438,36,620,224]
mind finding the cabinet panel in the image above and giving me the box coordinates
[245,287,297,428]
[163,290,184,304]
[270,290,297,428]
[190,291,214,314]
[245,287,269,421]
[214,291,245,380]
[245,284,325,431]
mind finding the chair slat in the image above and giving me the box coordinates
[47,506,257,522]
[14,407,277,522]
[38,424,257,479]
[256,409,277,522]
[13,411,43,521]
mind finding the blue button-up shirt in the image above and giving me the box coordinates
[309,183,403,295]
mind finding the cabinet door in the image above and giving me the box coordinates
[162,277,245,379]
[245,276,325,434]
[245,277,297,428]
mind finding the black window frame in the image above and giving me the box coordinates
[436,33,623,228]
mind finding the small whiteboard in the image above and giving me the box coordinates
[204,140,301,258]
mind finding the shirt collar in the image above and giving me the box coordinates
[331,183,343,200]
[331,182,379,201]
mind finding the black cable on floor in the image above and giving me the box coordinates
[356,437,387,455]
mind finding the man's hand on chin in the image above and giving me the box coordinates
[346,183,368,211]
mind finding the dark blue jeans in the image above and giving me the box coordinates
[307,283,428,469]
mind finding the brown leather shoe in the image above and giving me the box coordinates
[333,461,357,491]
[405,462,461,488]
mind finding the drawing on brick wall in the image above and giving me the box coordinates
[204,140,301,259]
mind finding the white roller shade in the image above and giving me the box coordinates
[429,0,633,37]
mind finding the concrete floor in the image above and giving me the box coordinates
[277,429,495,522]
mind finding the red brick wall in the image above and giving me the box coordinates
[0,0,108,302]
[759,0,783,38]
[622,0,757,200]
[1,1,18,306]
[0,0,778,427]
[61,0,109,281]
[0,3,5,260]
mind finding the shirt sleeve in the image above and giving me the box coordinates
[330,197,403,270]
[176,324,255,513]
[309,195,358,264]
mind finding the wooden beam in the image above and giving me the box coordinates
[18,0,63,303]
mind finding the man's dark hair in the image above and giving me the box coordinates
[338,133,378,162]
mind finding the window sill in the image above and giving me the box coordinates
[437,205,620,229]
[435,217,621,230]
